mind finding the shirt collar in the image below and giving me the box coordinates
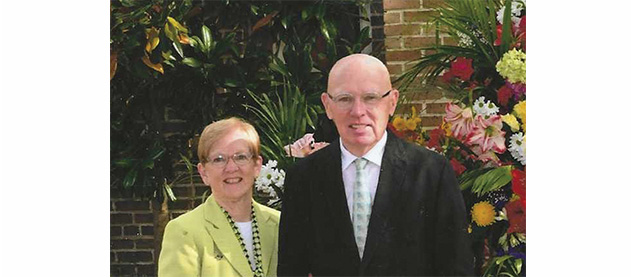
[340,132,388,170]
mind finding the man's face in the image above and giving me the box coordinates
[322,59,398,156]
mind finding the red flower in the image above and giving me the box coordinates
[450,158,466,176]
[441,70,455,83]
[497,85,512,107]
[427,127,445,151]
[494,24,503,46]
[505,200,526,234]
[450,57,474,81]
[511,169,526,209]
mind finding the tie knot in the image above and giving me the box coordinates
[354,158,368,170]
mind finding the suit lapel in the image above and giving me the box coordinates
[361,133,407,268]
[254,202,276,277]
[320,140,360,262]
[203,195,252,277]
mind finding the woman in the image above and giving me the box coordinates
[158,117,280,277]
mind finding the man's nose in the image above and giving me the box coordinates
[349,97,367,116]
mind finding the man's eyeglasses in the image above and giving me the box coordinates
[204,152,253,168]
[326,90,391,110]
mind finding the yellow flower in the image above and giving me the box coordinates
[145,27,160,53]
[471,201,496,227]
[405,117,422,131]
[392,116,406,131]
[441,121,453,137]
[521,116,526,133]
[501,114,520,132]
[513,100,526,120]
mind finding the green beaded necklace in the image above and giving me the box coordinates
[221,203,264,277]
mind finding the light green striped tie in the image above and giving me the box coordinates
[352,158,370,259]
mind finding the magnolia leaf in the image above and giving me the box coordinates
[167,16,188,33]
[202,25,213,51]
[514,259,522,274]
[141,55,164,74]
[252,11,278,32]
[471,165,513,196]
[182,57,202,68]
[224,78,238,87]
[114,158,134,168]
[110,51,118,80]
[164,20,177,42]
[172,41,184,58]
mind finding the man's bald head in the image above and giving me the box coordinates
[327,54,392,92]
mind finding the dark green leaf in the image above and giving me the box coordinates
[123,169,138,188]
[114,158,135,168]
[202,25,213,51]
[182,57,202,68]
[172,41,184,58]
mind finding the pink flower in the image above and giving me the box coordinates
[465,115,506,154]
[470,145,500,165]
[284,133,329,158]
[444,103,475,140]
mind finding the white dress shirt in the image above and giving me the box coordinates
[340,132,387,216]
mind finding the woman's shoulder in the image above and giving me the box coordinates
[254,201,281,221]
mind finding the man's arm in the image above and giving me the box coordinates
[433,157,474,276]
[277,165,311,276]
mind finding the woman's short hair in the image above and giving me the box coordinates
[197,117,260,163]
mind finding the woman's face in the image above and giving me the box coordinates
[197,129,262,204]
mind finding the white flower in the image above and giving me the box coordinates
[255,160,286,201]
[457,31,473,47]
[473,96,500,117]
[496,1,525,27]
[508,132,526,165]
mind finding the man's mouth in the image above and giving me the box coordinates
[350,124,370,129]
[224,177,243,184]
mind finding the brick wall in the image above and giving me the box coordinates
[110,179,208,276]
[383,0,451,129]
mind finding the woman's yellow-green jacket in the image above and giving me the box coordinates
[158,195,280,276]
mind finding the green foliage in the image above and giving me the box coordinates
[110,0,374,200]
[471,165,513,197]
[483,255,522,277]
[395,0,518,101]
[244,80,320,170]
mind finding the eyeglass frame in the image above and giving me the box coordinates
[202,152,255,168]
[325,89,392,109]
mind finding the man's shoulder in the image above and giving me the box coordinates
[388,134,447,165]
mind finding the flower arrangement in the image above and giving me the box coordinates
[255,160,285,209]
[387,106,424,144]
[395,0,526,275]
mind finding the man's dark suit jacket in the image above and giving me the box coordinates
[278,132,474,276]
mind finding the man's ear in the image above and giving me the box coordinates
[321,92,333,120]
[389,89,400,116]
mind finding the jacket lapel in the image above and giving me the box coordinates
[320,140,360,263]
[361,133,407,268]
[254,202,276,276]
[203,195,252,277]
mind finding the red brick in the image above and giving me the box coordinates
[115,200,150,211]
[111,251,116,263]
[387,64,403,75]
[111,238,134,249]
[426,102,448,114]
[385,37,402,49]
[442,36,458,46]
[135,239,154,249]
[117,251,154,263]
[111,264,136,275]
[404,37,438,48]
[421,115,444,127]
[111,226,122,237]
[141,225,154,236]
[384,12,401,24]
[111,213,133,225]
[422,0,445,9]
[386,50,422,62]
[134,213,153,224]
[396,103,424,115]
[384,24,421,37]
[403,10,438,23]
[384,0,421,10]
[123,226,140,236]
[406,88,445,101]
[137,264,156,276]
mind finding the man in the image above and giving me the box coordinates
[278,54,473,276]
